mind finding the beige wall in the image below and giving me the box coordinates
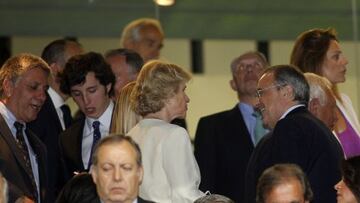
[11,37,360,138]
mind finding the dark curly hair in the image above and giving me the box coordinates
[59,52,115,96]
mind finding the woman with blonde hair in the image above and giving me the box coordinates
[110,81,141,134]
[128,60,204,202]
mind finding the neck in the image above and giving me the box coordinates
[239,95,259,107]
[49,77,68,100]
[144,109,172,123]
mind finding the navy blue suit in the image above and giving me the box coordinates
[194,105,254,202]
[244,106,344,203]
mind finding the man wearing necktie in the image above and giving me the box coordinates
[0,54,50,202]
[27,39,83,202]
[59,52,115,182]
[194,51,269,202]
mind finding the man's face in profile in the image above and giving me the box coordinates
[91,142,143,203]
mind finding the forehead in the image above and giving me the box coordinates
[258,73,274,86]
[267,180,304,203]
[139,26,164,40]
[97,142,137,163]
[70,72,100,90]
[327,40,341,53]
[19,67,48,81]
[238,54,263,64]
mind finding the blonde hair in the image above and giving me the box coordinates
[131,60,191,116]
[110,82,141,134]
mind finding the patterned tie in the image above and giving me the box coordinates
[88,121,101,169]
[252,111,266,145]
[14,121,38,202]
[60,104,73,129]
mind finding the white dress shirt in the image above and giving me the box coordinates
[128,118,204,203]
[0,101,40,202]
[48,87,67,130]
[82,101,114,169]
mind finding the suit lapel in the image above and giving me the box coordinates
[230,105,254,147]
[77,120,86,170]
[0,114,35,185]
[45,93,63,132]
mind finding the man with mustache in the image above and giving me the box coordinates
[0,54,50,202]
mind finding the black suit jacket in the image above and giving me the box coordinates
[59,118,86,181]
[138,197,155,203]
[244,106,344,203]
[194,105,254,202]
[27,93,65,201]
[0,114,48,202]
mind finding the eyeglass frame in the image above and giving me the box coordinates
[235,61,264,73]
[256,83,287,98]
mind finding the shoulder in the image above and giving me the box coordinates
[198,106,240,124]
[60,119,84,139]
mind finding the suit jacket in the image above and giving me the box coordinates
[59,118,86,181]
[27,93,65,202]
[0,114,48,202]
[244,106,344,203]
[138,197,155,203]
[194,105,254,203]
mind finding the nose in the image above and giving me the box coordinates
[37,88,46,103]
[114,168,123,181]
[82,93,91,106]
[185,94,190,103]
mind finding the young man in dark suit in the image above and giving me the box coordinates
[91,135,154,203]
[244,65,344,203]
[0,54,50,202]
[59,52,115,181]
[194,51,269,202]
[27,39,83,202]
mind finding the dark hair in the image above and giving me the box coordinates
[256,164,313,203]
[41,39,82,67]
[290,28,338,75]
[341,156,360,202]
[55,173,100,203]
[105,48,144,74]
[92,134,142,167]
[264,64,310,106]
[59,52,115,96]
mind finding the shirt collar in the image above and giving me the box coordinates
[0,101,26,131]
[279,104,305,120]
[239,102,255,115]
[48,87,65,109]
[85,101,114,130]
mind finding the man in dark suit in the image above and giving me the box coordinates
[194,51,269,202]
[0,54,50,202]
[27,39,83,202]
[244,65,344,203]
[90,134,154,203]
[59,52,115,181]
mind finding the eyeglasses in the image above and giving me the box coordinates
[256,84,284,98]
[236,62,263,73]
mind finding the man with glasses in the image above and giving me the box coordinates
[244,65,343,203]
[194,51,268,202]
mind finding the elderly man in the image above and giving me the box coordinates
[27,39,83,201]
[305,73,337,131]
[244,65,343,203]
[105,48,144,99]
[121,18,164,62]
[59,52,115,180]
[256,164,313,203]
[90,134,153,203]
[194,51,268,202]
[0,54,50,202]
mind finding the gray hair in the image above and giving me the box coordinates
[256,163,313,203]
[230,51,268,75]
[194,194,235,203]
[121,18,164,47]
[304,73,333,106]
[264,64,309,106]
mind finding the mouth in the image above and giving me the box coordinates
[110,186,125,194]
[85,107,95,114]
[30,104,42,111]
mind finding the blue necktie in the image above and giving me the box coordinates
[88,121,101,169]
[252,111,266,145]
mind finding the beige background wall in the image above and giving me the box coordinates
[11,37,360,138]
